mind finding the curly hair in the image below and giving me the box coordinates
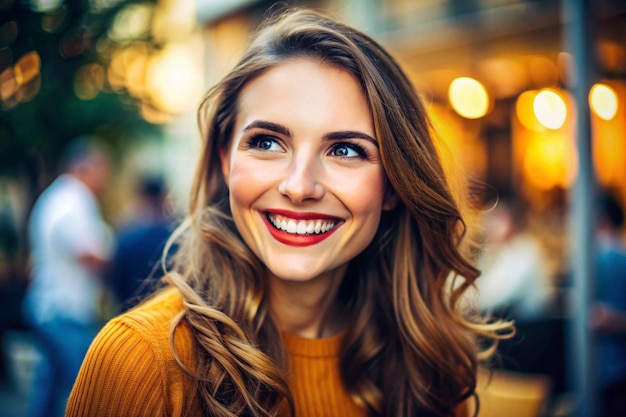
[164,8,512,417]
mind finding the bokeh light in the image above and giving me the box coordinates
[145,42,204,114]
[589,83,618,121]
[14,51,40,85]
[534,89,567,130]
[448,77,490,119]
[109,3,153,42]
[516,90,543,131]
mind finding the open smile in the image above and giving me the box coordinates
[262,210,342,246]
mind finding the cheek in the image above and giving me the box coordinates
[339,169,387,220]
[227,159,270,209]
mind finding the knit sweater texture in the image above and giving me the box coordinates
[66,288,365,417]
[66,288,468,417]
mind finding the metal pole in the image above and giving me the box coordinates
[563,0,597,416]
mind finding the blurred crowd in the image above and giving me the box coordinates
[0,137,177,417]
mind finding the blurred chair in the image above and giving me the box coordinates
[472,369,551,417]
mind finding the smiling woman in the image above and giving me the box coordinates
[221,59,392,284]
[66,8,513,417]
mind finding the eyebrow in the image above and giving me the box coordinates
[243,120,378,146]
[324,131,378,146]
[243,120,292,137]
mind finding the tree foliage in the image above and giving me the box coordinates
[0,0,163,187]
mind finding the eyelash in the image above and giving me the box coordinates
[246,134,281,151]
[329,142,368,159]
[245,134,370,159]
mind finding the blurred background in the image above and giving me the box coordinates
[1,0,625,416]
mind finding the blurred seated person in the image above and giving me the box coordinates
[591,189,626,417]
[108,175,176,311]
[474,200,554,322]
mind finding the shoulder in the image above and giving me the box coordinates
[67,288,198,417]
[121,287,185,330]
[105,288,197,368]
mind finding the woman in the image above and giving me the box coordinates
[66,8,511,417]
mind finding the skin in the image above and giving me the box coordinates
[220,58,397,338]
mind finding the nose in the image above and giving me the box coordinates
[277,154,325,203]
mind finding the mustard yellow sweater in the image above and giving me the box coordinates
[66,288,365,417]
[66,288,468,417]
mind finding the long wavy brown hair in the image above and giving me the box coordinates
[164,7,512,417]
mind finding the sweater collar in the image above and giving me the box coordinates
[282,331,344,358]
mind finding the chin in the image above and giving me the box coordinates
[265,260,347,284]
[270,269,322,282]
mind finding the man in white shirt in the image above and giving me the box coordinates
[22,137,113,417]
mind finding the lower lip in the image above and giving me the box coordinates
[262,216,340,247]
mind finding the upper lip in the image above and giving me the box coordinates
[264,208,343,221]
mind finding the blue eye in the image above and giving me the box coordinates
[330,143,367,158]
[248,135,281,151]
[258,139,275,150]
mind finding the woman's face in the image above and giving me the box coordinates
[221,58,396,283]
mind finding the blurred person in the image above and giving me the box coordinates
[108,175,176,311]
[66,9,513,417]
[591,189,626,417]
[474,200,553,322]
[471,199,567,397]
[22,136,114,417]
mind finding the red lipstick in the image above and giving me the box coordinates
[262,210,342,247]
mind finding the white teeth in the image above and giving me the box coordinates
[287,220,297,233]
[268,213,337,235]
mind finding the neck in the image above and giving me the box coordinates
[268,266,347,339]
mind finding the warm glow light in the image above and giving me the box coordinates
[14,51,41,85]
[145,43,204,114]
[140,102,174,124]
[534,89,567,129]
[590,83,618,120]
[151,0,196,43]
[516,90,543,131]
[107,43,149,93]
[0,68,17,103]
[109,3,153,42]
[523,136,576,189]
[448,77,489,119]
[125,52,149,98]
[529,56,558,87]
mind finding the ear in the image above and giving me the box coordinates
[382,187,399,211]
[219,146,230,186]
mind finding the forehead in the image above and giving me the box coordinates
[234,58,373,132]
